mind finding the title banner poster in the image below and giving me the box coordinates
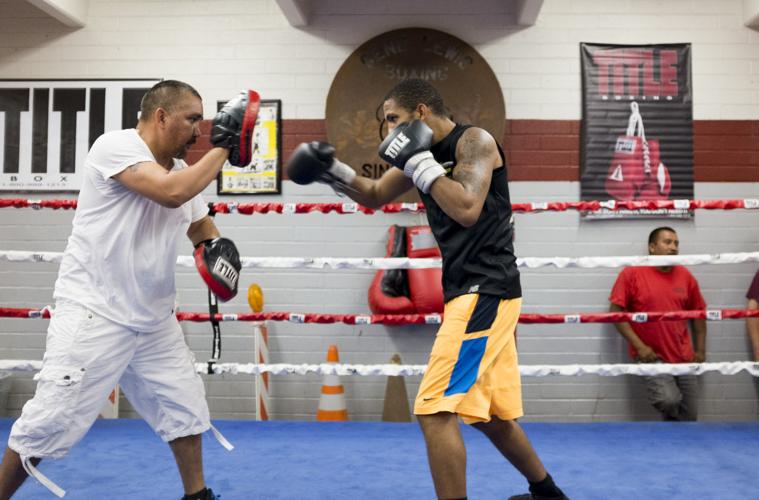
[580,44,693,219]
[0,79,159,191]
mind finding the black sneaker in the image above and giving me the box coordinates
[508,494,569,500]
[182,488,219,500]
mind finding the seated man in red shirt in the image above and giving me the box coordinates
[609,227,707,421]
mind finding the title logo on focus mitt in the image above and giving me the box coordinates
[193,238,241,302]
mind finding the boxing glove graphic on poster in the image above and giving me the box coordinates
[605,102,671,201]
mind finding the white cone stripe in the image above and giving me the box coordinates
[321,374,342,385]
[318,394,347,410]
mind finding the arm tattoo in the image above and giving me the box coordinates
[452,131,493,196]
[126,163,141,174]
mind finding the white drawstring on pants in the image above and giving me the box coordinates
[21,455,65,497]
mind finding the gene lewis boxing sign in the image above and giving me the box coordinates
[0,79,159,191]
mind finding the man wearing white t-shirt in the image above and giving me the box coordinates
[0,80,253,500]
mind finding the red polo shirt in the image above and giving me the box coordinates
[610,266,706,363]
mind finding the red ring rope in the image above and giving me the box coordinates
[1,198,757,214]
[1,307,757,325]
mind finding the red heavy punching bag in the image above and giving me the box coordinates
[368,225,415,315]
[405,226,444,314]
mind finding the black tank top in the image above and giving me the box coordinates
[421,124,521,302]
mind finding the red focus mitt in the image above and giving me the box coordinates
[211,90,260,167]
[193,238,241,302]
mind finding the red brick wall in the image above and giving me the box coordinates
[187,119,759,182]
[693,121,759,182]
[502,120,580,181]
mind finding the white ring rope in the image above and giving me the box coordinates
[2,251,759,270]
[0,360,756,377]
[0,360,41,371]
[200,361,759,377]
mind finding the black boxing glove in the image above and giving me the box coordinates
[378,120,444,193]
[193,237,241,302]
[211,90,260,167]
[286,141,356,194]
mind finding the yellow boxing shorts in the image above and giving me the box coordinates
[414,294,523,424]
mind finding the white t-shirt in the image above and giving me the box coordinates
[54,129,208,331]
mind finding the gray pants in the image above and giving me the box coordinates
[643,374,698,421]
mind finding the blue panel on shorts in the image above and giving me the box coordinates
[465,294,500,333]
[444,336,488,396]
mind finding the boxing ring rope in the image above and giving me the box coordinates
[3,250,759,270]
[2,306,759,324]
[199,361,759,378]
[1,306,758,379]
[1,197,757,400]
[0,359,755,378]
[1,197,758,213]
[2,248,758,376]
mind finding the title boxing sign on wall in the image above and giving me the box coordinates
[0,79,160,191]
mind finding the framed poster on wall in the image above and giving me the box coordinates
[579,43,693,219]
[216,98,282,195]
[0,78,160,192]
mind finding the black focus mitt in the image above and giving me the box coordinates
[211,90,261,167]
[193,238,241,302]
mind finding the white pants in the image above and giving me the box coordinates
[9,300,211,459]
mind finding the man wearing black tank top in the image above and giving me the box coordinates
[287,79,568,500]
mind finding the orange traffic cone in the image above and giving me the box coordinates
[316,345,348,421]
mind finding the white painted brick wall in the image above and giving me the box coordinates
[1,0,758,421]
[1,0,758,119]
